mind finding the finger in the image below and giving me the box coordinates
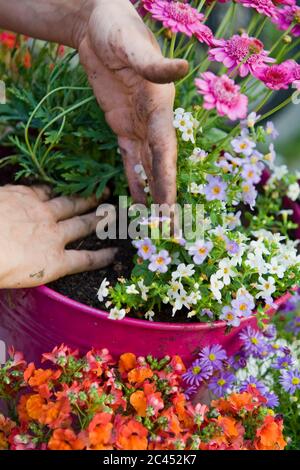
[31,185,52,202]
[118,137,147,204]
[59,213,98,244]
[62,247,118,275]
[46,189,109,221]
[125,28,189,84]
[147,88,178,205]
[59,206,116,244]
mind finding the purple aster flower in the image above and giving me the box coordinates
[241,163,262,184]
[240,376,268,395]
[232,293,255,318]
[198,344,228,371]
[286,316,300,335]
[188,240,213,265]
[263,324,277,340]
[182,359,213,386]
[273,355,293,370]
[133,238,156,260]
[208,371,236,397]
[204,175,227,202]
[148,249,171,273]
[220,306,241,327]
[184,385,198,400]
[265,392,279,408]
[279,369,300,394]
[239,326,267,358]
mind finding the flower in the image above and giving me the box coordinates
[172,263,195,280]
[137,279,150,301]
[279,369,300,394]
[265,121,279,139]
[126,284,139,295]
[254,61,295,90]
[48,428,85,451]
[148,250,171,273]
[239,376,268,395]
[231,293,255,318]
[204,175,228,201]
[188,240,213,265]
[145,0,207,37]
[198,345,227,371]
[241,164,262,184]
[189,147,208,163]
[208,371,236,397]
[195,72,248,121]
[97,278,110,302]
[108,307,126,320]
[209,34,274,77]
[272,4,300,37]
[239,326,267,357]
[287,182,300,201]
[116,418,148,450]
[133,238,156,260]
[215,258,237,285]
[273,355,293,370]
[182,359,213,386]
[237,0,277,17]
[255,276,276,300]
[242,112,261,128]
[220,306,241,327]
[241,181,257,209]
[210,274,224,302]
[255,415,286,450]
[231,129,256,156]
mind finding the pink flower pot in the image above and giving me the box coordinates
[0,286,292,366]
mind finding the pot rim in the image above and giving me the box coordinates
[34,286,292,332]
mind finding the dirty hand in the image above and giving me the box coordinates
[77,0,188,204]
[0,185,116,288]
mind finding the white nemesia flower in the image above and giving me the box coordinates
[109,307,126,320]
[210,274,224,302]
[137,279,149,301]
[287,182,300,201]
[215,258,237,285]
[126,284,139,295]
[266,258,286,279]
[245,253,267,274]
[97,278,110,302]
[189,148,208,163]
[172,263,195,280]
[145,310,155,321]
[255,276,276,300]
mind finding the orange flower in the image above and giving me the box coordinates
[48,428,85,451]
[213,391,259,415]
[17,395,33,422]
[161,408,182,436]
[0,415,15,450]
[88,413,113,450]
[119,353,137,373]
[26,394,45,421]
[130,391,147,417]
[173,393,193,428]
[23,50,31,69]
[39,397,71,429]
[255,416,286,450]
[128,366,153,384]
[116,419,148,450]
[0,32,17,49]
[24,364,61,388]
[170,356,186,374]
[216,416,243,440]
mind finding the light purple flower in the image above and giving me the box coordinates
[201,308,214,319]
[133,238,156,260]
[241,163,262,184]
[279,369,300,394]
[273,355,293,371]
[208,371,236,397]
[286,316,300,335]
[240,376,268,395]
[188,240,213,265]
[198,344,228,371]
[241,181,257,209]
[231,293,255,318]
[265,392,279,408]
[265,121,279,139]
[148,249,171,273]
[220,306,241,327]
[225,239,240,255]
[204,175,227,202]
[231,130,256,157]
[239,326,267,358]
[182,359,213,386]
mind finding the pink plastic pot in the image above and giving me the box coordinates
[0,286,292,366]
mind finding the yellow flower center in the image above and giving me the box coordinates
[156,257,164,265]
[193,366,201,375]
[292,377,300,385]
[198,247,207,255]
[142,245,149,253]
[251,337,258,345]
[212,186,221,195]
[227,313,234,321]
[208,353,216,361]
[240,143,247,149]
[240,303,247,311]
[217,379,226,386]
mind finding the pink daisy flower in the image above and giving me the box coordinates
[272,5,300,37]
[209,34,275,78]
[145,0,214,42]
[237,0,277,17]
[195,72,248,121]
[254,60,295,90]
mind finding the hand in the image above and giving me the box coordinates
[77,0,188,204]
[0,185,117,288]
